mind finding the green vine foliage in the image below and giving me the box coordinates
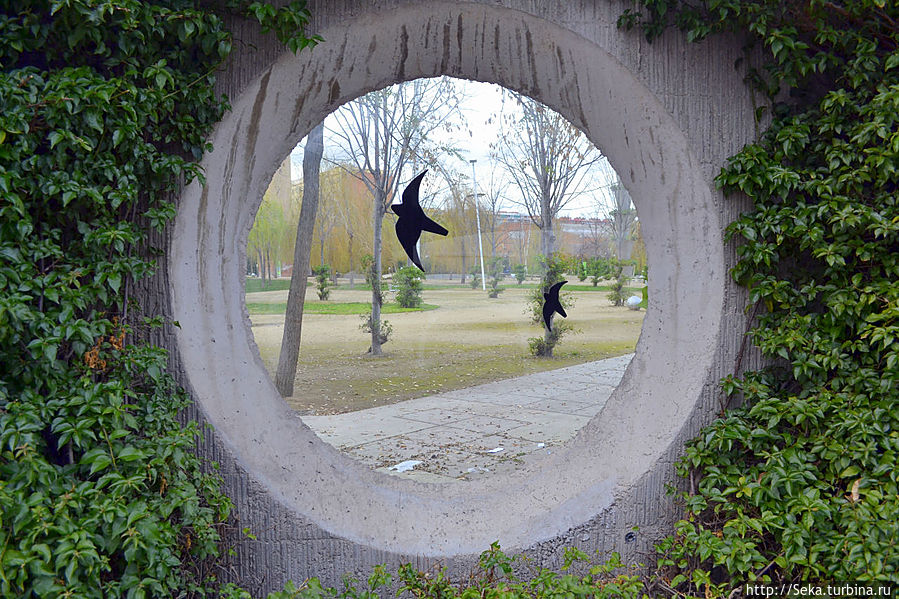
[621,0,899,594]
[265,544,646,599]
[0,1,316,597]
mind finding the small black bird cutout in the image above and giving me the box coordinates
[392,170,449,271]
[542,280,568,331]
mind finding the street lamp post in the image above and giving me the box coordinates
[469,159,487,291]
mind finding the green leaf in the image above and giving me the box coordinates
[49,131,64,149]
[108,272,121,294]
[886,53,899,71]
[117,446,145,462]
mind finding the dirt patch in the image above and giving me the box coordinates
[249,282,644,414]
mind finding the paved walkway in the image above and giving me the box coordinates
[303,354,632,483]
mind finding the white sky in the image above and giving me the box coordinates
[289,78,619,217]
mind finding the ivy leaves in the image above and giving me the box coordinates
[242,1,323,53]
[1,1,317,597]
[620,0,899,594]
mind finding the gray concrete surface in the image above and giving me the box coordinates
[171,0,732,556]
[303,354,632,484]
[159,0,763,593]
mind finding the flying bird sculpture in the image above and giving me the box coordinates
[542,280,568,331]
[391,170,448,271]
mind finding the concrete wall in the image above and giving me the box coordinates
[150,1,763,594]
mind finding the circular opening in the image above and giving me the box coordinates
[246,78,647,483]
[170,3,724,555]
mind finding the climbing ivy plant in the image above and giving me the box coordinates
[620,1,899,595]
[0,2,316,597]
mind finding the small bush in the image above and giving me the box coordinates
[587,257,614,287]
[512,264,527,284]
[526,254,575,357]
[528,327,562,357]
[359,312,392,351]
[469,264,482,290]
[487,257,505,298]
[607,260,627,306]
[394,266,424,308]
[576,260,588,281]
[312,265,333,300]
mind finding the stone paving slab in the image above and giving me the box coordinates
[520,397,598,414]
[394,407,481,426]
[301,354,633,482]
[306,414,431,448]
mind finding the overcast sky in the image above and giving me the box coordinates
[288,78,619,217]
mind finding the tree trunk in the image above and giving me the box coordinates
[275,123,324,396]
[541,203,556,357]
[370,199,384,355]
[347,233,355,286]
[543,320,554,358]
[259,251,264,285]
[541,212,555,258]
[459,238,467,284]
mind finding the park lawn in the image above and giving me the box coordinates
[245,276,645,295]
[248,285,645,415]
[246,301,438,315]
[276,340,636,415]
[245,278,292,293]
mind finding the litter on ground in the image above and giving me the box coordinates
[388,460,422,472]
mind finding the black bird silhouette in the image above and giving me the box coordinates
[542,280,568,331]
[391,170,448,271]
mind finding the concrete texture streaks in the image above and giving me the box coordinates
[161,0,762,594]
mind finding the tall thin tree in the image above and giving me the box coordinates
[493,93,602,356]
[328,77,461,355]
[275,123,324,396]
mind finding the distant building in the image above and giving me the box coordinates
[489,211,611,263]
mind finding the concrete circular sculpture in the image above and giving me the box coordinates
[169,0,744,564]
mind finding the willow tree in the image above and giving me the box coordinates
[328,77,462,355]
[247,194,291,285]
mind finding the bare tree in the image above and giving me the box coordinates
[579,216,613,259]
[422,159,475,282]
[328,77,462,355]
[596,177,637,261]
[275,123,324,397]
[493,92,603,259]
[479,164,509,258]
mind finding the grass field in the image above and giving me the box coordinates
[248,277,645,415]
[246,275,643,295]
[246,301,438,315]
